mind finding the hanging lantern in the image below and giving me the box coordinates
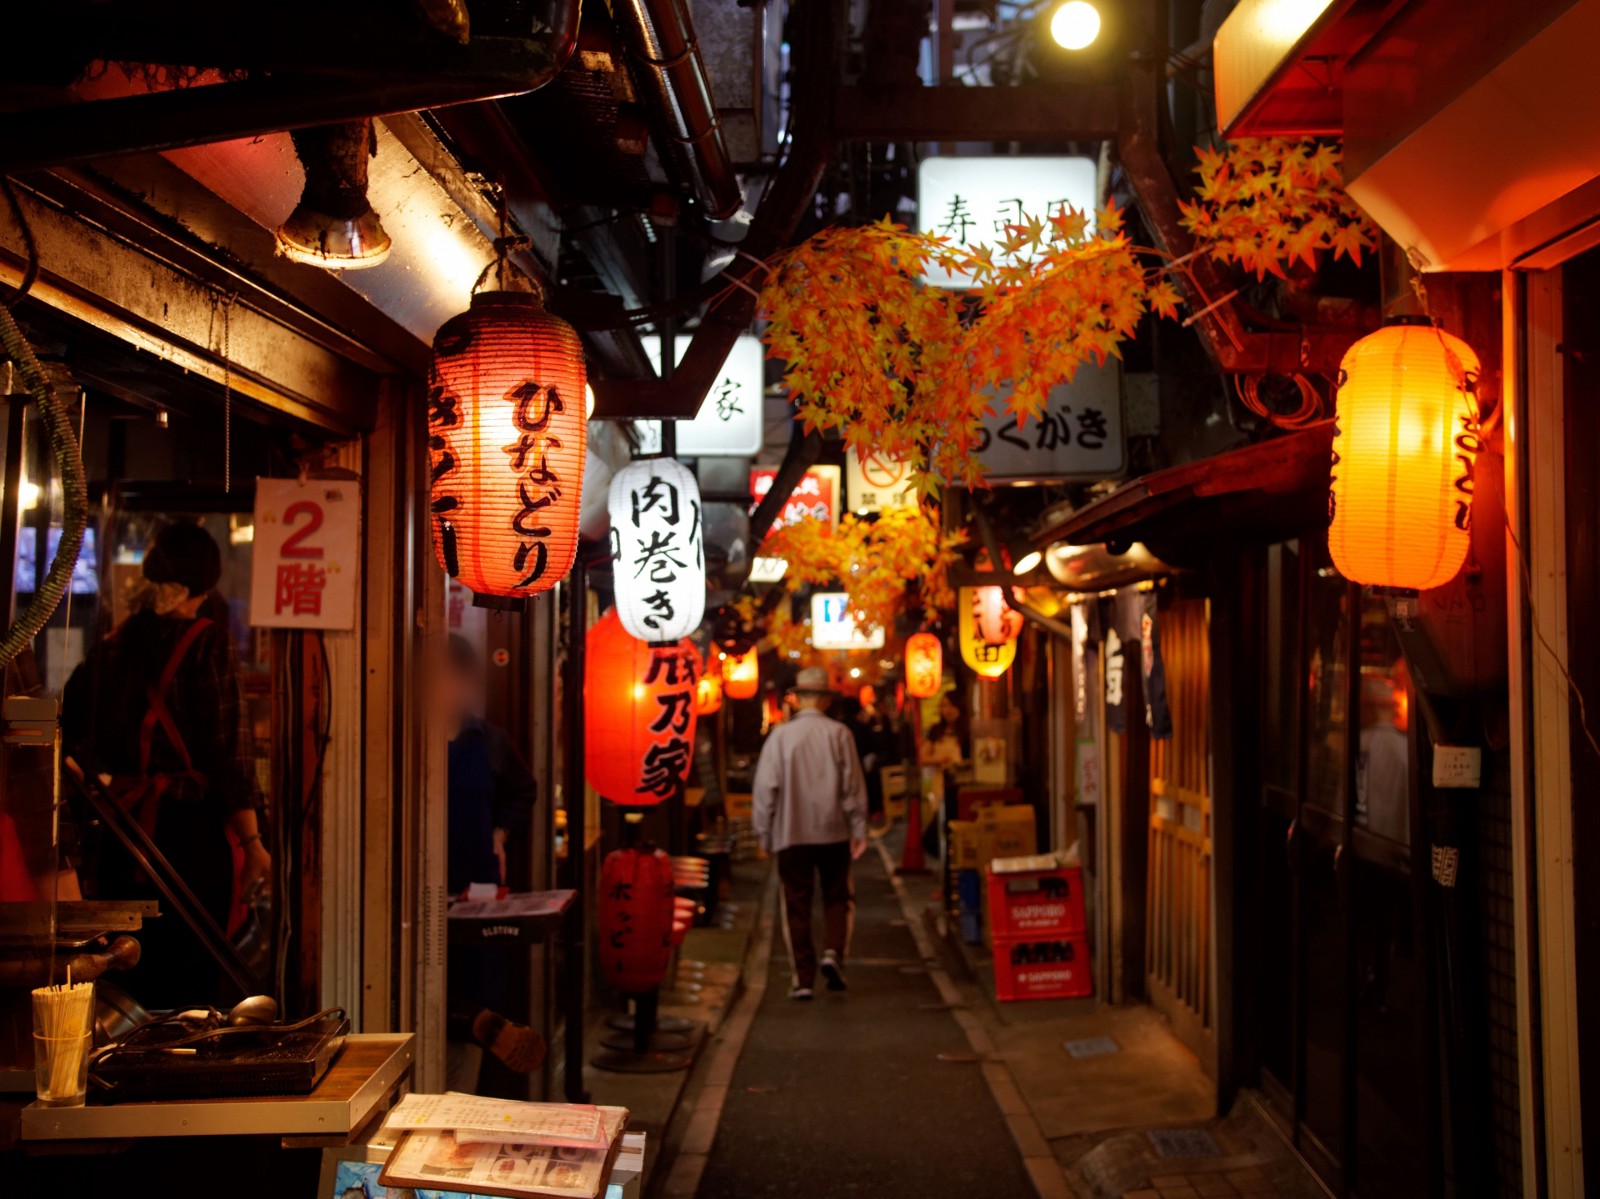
[959,586,1017,679]
[695,667,723,715]
[722,646,759,700]
[905,632,943,699]
[428,290,587,603]
[609,457,706,642]
[598,847,676,992]
[585,609,700,805]
[972,585,1025,646]
[1329,320,1481,591]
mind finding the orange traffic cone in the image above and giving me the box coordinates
[897,782,931,876]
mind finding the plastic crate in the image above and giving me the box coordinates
[985,866,1086,940]
[992,934,1092,1002]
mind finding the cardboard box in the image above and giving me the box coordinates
[976,804,1037,868]
[949,820,980,871]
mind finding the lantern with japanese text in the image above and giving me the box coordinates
[598,846,676,992]
[1329,320,1481,591]
[428,291,587,602]
[973,584,1025,645]
[722,646,759,700]
[905,632,943,699]
[609,458,705,642]
[695,668,724,715]
[585,609,700,805]
[959,586,1017,678]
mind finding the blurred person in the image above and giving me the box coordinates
[62,522,265,1008]
[752,667,870,1000]
[919,691,969,859]
[851,683,891,827]
[440,634,544,1089]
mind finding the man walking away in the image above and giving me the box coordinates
[752,667,870,1000]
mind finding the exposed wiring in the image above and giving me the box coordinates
[1235,372,1324,428]
[1,178,40,307]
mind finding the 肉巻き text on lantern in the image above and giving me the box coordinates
[609,458,706,642]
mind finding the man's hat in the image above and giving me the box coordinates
[789,666,834,696]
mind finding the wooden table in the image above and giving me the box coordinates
[19,1032,414,1145]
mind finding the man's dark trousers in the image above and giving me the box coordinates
[777,841,854,988]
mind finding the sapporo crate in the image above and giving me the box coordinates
[985,865,1087,940]
[992,933,1092,1002]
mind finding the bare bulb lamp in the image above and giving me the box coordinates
[1050,0,1102,49]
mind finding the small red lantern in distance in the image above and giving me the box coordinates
[428,291,587,602]
[905,632,943,699]
[585,609,699,805]
[695,667,724,715]
[721,646,759,700]
[598,846,676,992]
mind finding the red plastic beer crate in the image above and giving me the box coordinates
[992,934,1093,1002]
[985,866,1086,940]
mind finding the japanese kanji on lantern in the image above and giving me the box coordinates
[972,584,1025,646]
[959,586,1018,678]
[695,667,724,715]
[249,477,360,629]
[585,608,700,805]
[1328,319,1481,591]
[721,645,759,700]
[427,289,587,604]
[598,846,676,993]
[609,457,705,643]
[905,632,943,699]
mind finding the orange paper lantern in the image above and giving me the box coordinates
[905,632,943,699]
[959,586,1017,679]
[598,847,676,992]
[721,646,759,700]
[585,609,700,805]
[428,291,587,601]
[695,668,724,715]
[1328,321,1481,591]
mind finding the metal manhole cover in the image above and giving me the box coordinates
[1147,1128,1223,1159]
[1063,1036,1119,1059]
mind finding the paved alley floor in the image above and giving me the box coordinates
[692,846,1037,1198]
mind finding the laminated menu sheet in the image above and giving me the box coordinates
[383,1093,610,1149]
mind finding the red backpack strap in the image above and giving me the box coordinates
[137,617,214,777]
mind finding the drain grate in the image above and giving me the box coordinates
[1063,1036,1119,1059]
[1147,1128,1222,1159]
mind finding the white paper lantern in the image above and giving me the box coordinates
[609,457,706,643]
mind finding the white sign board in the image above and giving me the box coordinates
[810,592,886,651]
[917,155,1099,289]
[976,360,1125,482]
[846,451,918,515]
[250,477,359,629]
[634,335,765,457]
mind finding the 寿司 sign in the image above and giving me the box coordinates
[917,155,1098,289]
[633,335,765,457]
[810,592,886,651]
[749,465,841,531]
[250,477,359,629]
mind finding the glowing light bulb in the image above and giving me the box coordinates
[1013,550,1043,575]
[1050,0,1101,49]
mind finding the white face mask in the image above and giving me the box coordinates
[151,581,192,616]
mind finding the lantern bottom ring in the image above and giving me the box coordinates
[472,592,530,612]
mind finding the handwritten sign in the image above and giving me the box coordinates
[750,465,841,531]
[634,335,765,457]
[977,361,1124,482]
[250,477,359,629]
[846,451,918,515]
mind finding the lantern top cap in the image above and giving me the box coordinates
[1383,314,1435,328]
[468,289,550,312]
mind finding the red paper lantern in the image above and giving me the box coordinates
[598,847,676,992]
[428,291,587,601]
[973,585,1024,646]
[694,668,723,715]
[721,646,759,700]
[905,632,943,699]
[585,609,700,805]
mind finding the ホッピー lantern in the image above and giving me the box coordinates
[973,584,1024,646]
[722,646,759,700]
[585,609,700,805]
[905,632,943,699]
[609,458,705,642]
[695,668,723,715]
[598,847,676,992]
[428,290,587,602]
[959,586,1017,679]
[1328,320,1481,591]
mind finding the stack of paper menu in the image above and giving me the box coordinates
[379,1094,629,1199]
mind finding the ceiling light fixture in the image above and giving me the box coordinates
[1050,0,1102,49]
[276,120,392,271]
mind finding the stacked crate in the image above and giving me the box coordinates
[986,865,1091,1001]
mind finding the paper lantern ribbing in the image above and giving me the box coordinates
[609,457,706,642]
[973,585,1025,646]
[695,669,724,715]
[959,586,1017,679]
[722,646,759,700]
[585,609,700,805]
[1328,321,1481,591]
[598,847,676,992]
[428,291,587,600]
[905,632,943,699]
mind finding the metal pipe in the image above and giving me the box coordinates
[561,558,590,1103]
[613,0,743,220]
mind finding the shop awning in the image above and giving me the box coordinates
[1030,421,1335,555]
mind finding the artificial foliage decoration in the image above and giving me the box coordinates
[759,209,1178,491]
[428,291,587,601]
[1178,139,1377,281]
[1328,321,1481,591]
[609,457,705,643]
[585,609,700,805]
